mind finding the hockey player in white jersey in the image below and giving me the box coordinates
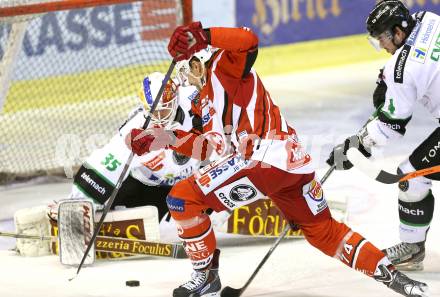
[69,71,200,223]
[327,0,440,271]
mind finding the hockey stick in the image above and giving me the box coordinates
[347,148,440,184]
[71,60,177,280]
[220,165,336,297]
[0,231,186,259]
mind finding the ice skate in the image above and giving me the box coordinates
[173,249,221,297]
[374,264,429,297]
[383,242,425,271]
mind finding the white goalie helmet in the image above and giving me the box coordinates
[139,72,179,128]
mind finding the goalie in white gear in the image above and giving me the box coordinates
[67,71,201,221]
[327,0,440,272]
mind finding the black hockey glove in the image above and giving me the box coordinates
[326,135,372,170]
[373,68,387,109]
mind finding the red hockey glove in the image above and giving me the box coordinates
[168,21,208,61]
[126,128,176,156]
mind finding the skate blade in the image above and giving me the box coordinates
[395,261,424,271]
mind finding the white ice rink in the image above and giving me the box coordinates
[0,59,439,297]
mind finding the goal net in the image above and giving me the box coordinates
[0,0,192,184]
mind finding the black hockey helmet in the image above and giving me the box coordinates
[366,0,413,38]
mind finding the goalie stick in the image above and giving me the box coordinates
[72,60,177,280]
[346,148,440,184]
[220,165,336,297]
[0,231,186,259]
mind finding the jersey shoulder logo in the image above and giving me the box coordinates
[394,45,411,83]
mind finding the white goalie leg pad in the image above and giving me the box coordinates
[397,159,432,203]
[14,205,51,256]
[58,199,95,266]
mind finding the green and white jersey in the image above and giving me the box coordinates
[365,11,440,147]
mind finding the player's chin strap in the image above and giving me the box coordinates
[70,60,177,281]
[220,165,336,297]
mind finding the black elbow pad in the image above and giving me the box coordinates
[373,69,388,109]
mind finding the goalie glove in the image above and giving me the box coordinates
[326,135,372,170]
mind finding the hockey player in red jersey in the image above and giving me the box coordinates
[127,23,429,297]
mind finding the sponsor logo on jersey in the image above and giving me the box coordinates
[410,18,438,64]
[286,138,311,170]
[411,47,427,64]
[196,174,212,187]
[143,151,165,171]
[208,158,237,180]
[166,196,185,212]
[229,185,257,202]
[202,107,216,125]
[399,204,424,216]
[302,179,327,215]
[305,179,323,202]
[195,154,250,195]
[217,192,236,209]
[420,19,437,45]
[383,122,402,131]
[74,164,114,203]
[213,176,263,210]
[188,90,200,102]
[394,45,411,83]
[431,32,440,62]
[421,140,440,164]
[80,172,106,195]
[406,21,422,46]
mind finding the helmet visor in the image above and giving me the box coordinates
[367,30,393,51]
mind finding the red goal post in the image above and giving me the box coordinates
[0,0,192,22]
[0,0,192,184]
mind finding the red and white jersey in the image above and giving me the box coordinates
[173,27,313,173]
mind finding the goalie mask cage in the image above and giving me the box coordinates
[0,0,192,184]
